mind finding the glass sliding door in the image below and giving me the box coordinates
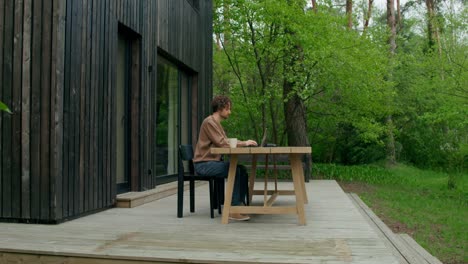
[155,56,192,184]
[155,57,179,182]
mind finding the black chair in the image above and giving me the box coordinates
[177,144,224,218]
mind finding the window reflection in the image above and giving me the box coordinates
[156,57,179,177]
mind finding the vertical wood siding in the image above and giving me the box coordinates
[0,0,65,222]
[0,0,212,223]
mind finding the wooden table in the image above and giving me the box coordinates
[211,146,311,225]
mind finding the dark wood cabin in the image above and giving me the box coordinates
[0,0,213,223]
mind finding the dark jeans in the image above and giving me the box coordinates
[194,161,248,206]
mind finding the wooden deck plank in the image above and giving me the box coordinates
[348,193,410,264]
[348,193,439,264]
[0,181,399,264]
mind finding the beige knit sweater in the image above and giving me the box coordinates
[193,115,230,163]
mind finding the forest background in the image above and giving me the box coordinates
[212,0,466,262]
[213,0,466,176]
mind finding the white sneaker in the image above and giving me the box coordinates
[229,214,251,221]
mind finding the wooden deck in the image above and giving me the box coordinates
[0,180,401,264]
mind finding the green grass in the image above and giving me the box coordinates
[313,163,467,264]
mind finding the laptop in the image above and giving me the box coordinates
[248,128,271,147]
[260,128,267,147]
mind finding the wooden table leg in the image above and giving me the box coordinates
[301,174,308,204]
[290,153,306,225]
[299,163,308,204]
[221,155,238,224]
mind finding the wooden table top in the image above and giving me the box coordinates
[211,146,311,155]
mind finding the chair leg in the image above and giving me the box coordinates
[209,179,215,218]
[213,180,218,210]
[217,178,224,214]
[190,179,195,213]
[177,177,184,218]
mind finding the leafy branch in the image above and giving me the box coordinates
[0,101,12,114]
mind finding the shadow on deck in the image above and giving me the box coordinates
[0,180,440,264]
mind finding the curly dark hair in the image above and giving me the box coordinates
[211,95,231,113]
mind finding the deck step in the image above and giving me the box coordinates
[398,234,443,264]
[116,181,205,208]
[348,193,442,264]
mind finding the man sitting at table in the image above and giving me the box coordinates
[193,95,257,221]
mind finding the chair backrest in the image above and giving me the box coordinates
[179,144,195,174]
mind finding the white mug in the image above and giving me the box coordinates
[228,138,237,148]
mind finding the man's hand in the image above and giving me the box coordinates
[244,140,258,146]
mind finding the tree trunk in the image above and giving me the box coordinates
[283,0,312,178]
[215,35,222,50]
[283,77,312,179]
[222,1,231,46]
[363,0,373,33]
[311,0,317,12]
[283,0,309,148]
[385,116,396,165]
[387,0,397,55]
[283,83,309,147]
[396,0,401,31]
[425,0,442,56]
[346,0,353,29]
[386,0,397,165]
